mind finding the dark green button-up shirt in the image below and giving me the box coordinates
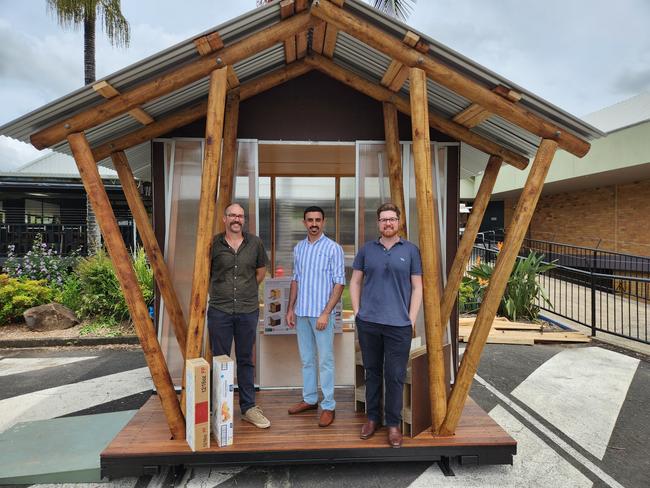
[209,232,268,314]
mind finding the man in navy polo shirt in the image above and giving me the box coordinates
[350,202,423,448]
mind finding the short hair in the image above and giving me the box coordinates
[303,206,325,220]
[376,202,401,219]
[224,203,244,216]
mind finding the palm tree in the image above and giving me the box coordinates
[46,0,130,85]
[368,0,416,21]
[256,0,417,22]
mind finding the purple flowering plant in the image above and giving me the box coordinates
[3,234,79,286]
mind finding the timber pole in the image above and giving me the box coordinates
[68,132,185,439]
[111,151,189,355]
[440,155,503,326]
[186,67,228,360]
[440,139,558,435]
[409,67,447,434]
[382,102,407,238]
[215,90,241,234]
[203,89,240,367]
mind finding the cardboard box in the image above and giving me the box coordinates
[185,357,210,451]
[212,355,234,447]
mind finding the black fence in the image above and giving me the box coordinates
[0,222,137,260]
[470,234,650,345]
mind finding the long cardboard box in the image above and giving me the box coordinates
[185,357,210,451]
[212,355,234,447]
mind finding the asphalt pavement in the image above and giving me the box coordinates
[0,341,648,487]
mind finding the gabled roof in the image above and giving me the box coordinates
[583,91,650,133]
[0,0,604,172]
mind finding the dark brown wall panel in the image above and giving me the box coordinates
[166,71,454,142]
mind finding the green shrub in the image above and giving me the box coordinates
[0,274,55,324]
[57,274,84,314]
[464,251,555,321]
[75,249,153,321]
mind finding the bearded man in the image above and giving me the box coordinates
[349,202,423,448]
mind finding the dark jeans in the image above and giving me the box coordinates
[356,317,412,427]
[207,307,258,414]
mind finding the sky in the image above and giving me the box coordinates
[0,0,649,170]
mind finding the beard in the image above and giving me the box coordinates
[381,227,399,238]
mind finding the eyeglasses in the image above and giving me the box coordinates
[227,213,245,219]
[378,217,399,223]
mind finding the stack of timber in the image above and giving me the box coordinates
[354,338,430,437]
[458,317,590,345]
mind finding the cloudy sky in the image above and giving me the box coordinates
[0,0,649,170]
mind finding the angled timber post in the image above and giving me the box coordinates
[186,67,229,362]
[111,151,188,355]
[440,155,503,325]
[409,66,447,434]
[440,139,558,435]
[204,89,240,367]
[215,90,241,234]
[68,132,185,439]
[382,102,407,238]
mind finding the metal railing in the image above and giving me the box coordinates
[0,222,137,259]
[469,236,650,345]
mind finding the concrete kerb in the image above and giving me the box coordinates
[0,335,140,349]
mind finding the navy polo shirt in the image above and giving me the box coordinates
[353,238,423,327]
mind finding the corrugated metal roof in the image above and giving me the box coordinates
[0,0,604,174]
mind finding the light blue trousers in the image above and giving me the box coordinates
[296,315,336,410]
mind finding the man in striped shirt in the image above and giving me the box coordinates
[286,206,345,428]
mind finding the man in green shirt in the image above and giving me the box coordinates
[208,203,270,429]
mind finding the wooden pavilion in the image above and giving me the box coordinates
[0,0,601,478]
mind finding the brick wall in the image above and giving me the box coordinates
[503,178,650,257]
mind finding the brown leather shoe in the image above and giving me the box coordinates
[360,420,378,440]
[387,426,403,448]
[288,401,318,415]
[318,409,335,427]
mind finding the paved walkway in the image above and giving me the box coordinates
[540,274,650,354]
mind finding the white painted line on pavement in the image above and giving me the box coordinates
[0,356,96,377]
[512,347,639,460]
[408,404,592,487]
[0,367,152,433]
[475,373,625,488]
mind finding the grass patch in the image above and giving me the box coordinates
[79,317,134,337]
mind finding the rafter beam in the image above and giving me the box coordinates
[305,53,529,169]
[92,81,154,125]
[311,0,590,157]
[380,31,424,93]
[453,85,522,128]
[91,61,312,162]
[31,11,314,149]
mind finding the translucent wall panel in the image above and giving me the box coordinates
[274,177,336,277]
[233,140,259,236]
[356,143,391,247]
[159,139,203,383]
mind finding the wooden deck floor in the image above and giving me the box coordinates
[101,388,516,477]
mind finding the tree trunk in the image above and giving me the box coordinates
[84,12,96,85]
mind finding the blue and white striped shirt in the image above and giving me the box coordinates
[293,234,345,318]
